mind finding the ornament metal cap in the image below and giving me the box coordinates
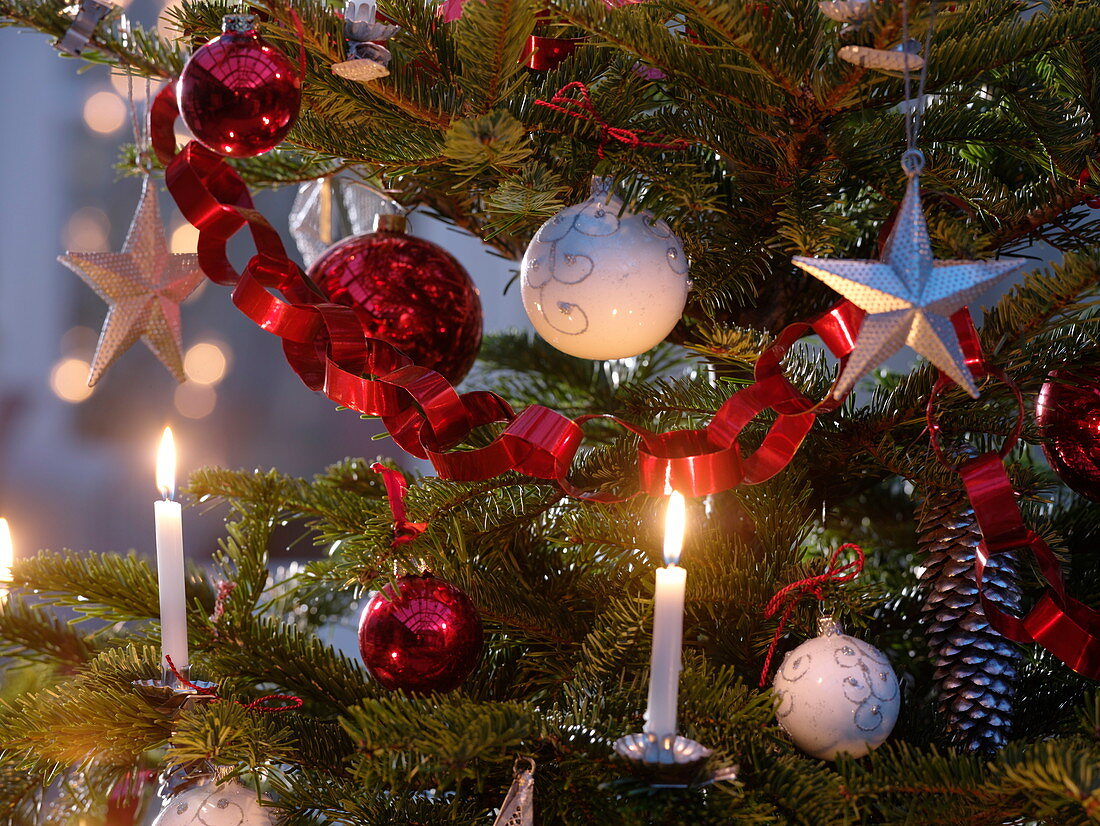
[373,213,407,234]
[817,615,844,636]
[589,176,614,202]
[222,13,257,32]
[818,0,872,22]
[55,0,113,57]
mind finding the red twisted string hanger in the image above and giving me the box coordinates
[164,655,304,712]
[758,544,865,687]
[534,82,690,159]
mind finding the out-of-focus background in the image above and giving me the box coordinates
[0,6,1058,571]
[0,6,528,564]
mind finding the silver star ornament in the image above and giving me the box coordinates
[793,175,1024,398]
[59,177,204,385]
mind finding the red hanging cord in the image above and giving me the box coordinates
[534,82,689,159]
[758,544,865,688]
[164,655,303,713]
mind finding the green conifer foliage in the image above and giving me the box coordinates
[0,0,1099,823]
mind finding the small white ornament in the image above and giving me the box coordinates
[151,778,276,826]
[772,617,900,760]
[520,178,690,361]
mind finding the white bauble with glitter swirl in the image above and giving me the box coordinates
[152,778,276,826]
[772,618,900,761]
[520,179,690,360]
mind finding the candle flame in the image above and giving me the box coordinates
[156,427,176,500]
[663,491,686,566]
[0,518,12,583]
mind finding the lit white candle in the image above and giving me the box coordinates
[644,490,687,737]
[154,427,188,677]
[0,518,13,597]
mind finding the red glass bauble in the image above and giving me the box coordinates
[307,216,483,383]
[1036,367,1100,501]
[358,573,483,693]
[177,15,302,158]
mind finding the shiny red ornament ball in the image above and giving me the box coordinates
[358,573,483,694]
[1036,368,1100,501]
[307,215,483,383]
[177,15,302,158]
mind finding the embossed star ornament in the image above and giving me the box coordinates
[793,176,1024,399]
[59,178,204,386]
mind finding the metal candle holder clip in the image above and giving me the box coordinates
[331,1,400,83]
[132,665,218,717]
[133,666,220,798]
[612,732,727,789]
[55,0,113,56]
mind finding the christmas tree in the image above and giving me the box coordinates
[1,0,1100,823]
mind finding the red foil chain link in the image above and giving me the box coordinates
[925,370,1100,680]
[149,83,987,502]
[959,454,1100,678]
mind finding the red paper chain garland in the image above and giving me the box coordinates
[149,85,1100,680]
[926,374,1100,679]
[150,82,914,501]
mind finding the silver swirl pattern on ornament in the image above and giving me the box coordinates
[523,196,684,337]
[835,639,899,733]
[773,637,898,735]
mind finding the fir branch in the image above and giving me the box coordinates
[340,695,537,790]
[0,0,184,77]
[0,597,100,667]
[12,551,164,624]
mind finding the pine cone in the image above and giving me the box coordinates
[917,484,1023,753]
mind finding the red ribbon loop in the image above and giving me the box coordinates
[758,544,865,687]
[534,82,689,159]
[371,462,427,545]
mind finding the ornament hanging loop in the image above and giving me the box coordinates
[901,149,925,178]
[758,543,866,687]
[926,366,1025,470]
